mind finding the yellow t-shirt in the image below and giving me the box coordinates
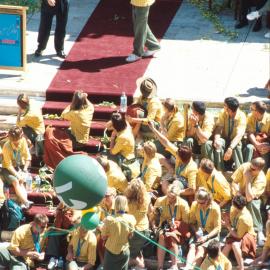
[16,102,45,135]
[131,0,155,7]
[111,127,135,159]
[246,112,270,134]
[141,154,162,191]
[187,112,215,144]
[196,169,231,204]
[154,195,190,226]
[231,162,266,198]
[106,160,128,194]
[230,206,256,238]
[69,228,97,265]
[166,143,198,190]
[61,103,94,144]
[189,201,221,234]
[164,110,185,142]
[2,138,31,170]
[128,198,149,231]
[101,213,136,254]
[137,96,164,124]
[98,200,115,222]
[216,109,246,141]
[201,253,232,270]
[265,168,270,194]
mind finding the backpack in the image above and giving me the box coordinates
[0,199,24,231]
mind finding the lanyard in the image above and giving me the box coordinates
[76,238,85,257]
[208,257,222,270]
[168,205,177,224]
[32,232,41,253]
[210,175,215,194]
[140,165,148,180]
[200,208,210,229]
[176,163,187,177]
[9,142,21,167]
[255,121,262,133]
[228,117,234,138]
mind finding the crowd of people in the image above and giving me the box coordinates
[0,76,269,270]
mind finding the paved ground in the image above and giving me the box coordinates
[0,0,269,112]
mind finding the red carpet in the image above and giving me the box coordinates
[45,0,182,105]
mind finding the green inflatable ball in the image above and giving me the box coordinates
[81,212,100,230]
[53,155,107,210]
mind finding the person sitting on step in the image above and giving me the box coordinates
[1,126,32,208]
[231,157,266,246]
[185,101,215,158]
[16,93,45,149]
[204,97,246,171]
[243,101,270,170]
[200,239,232,270]
[222,195,257,270]
[0,214,48,269]
[61,90,94,150]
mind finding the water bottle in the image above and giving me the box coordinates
[57,256,64,269]
[25,173,32,192]
[35,175,41,192]
[196,227,204,240]
[120,92,127,113]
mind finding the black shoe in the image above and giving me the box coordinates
[252,18,262,32]
[34,49,43,57]
[56,50,66,59]
[235,20,248,29]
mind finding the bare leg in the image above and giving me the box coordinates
[185,244,196,268]
[12,180,27,204]
[232,241,244,270]
[222,243,232,257]
[157,234,166,269]
[194,246,205,266]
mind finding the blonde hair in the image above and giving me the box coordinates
[114,195,128,213]
[125,178,147,209]
[143,141,157,159]
[251,157,265,171]
[167,183,181,196]
[195,187,212,202]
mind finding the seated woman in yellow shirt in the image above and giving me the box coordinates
[1,126,32,208]
[125,179,150,270]
[140,141,162,192]
[201,239,232,270]
[126,77,163,139]
[185,187,221,270]
[222,195,257,270]
[152,184,190,270]
[66,225,97,270]
[61,90,94,149]
[101,195,136,270]
[16,94,45,146]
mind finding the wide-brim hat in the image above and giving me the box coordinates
[136,77,157,98]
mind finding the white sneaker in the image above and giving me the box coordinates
[244,258,254,266]
[264,31,270,38]
[142,48,160,57]
[167,266,178,270]
[48,257,58,270]
[247,11,260,20]
[125,54,141,63]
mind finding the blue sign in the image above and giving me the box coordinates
[0,13,22,67]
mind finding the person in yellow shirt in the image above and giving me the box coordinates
[0,214,48,269]
[155,98,185,157]
[251,219,270,266]
[152,183,190,270]
[185,188,221,270]
[16,93,45,146]
[126,78,163,139]
[125,0,160,62]
[97,156,128,194]
[264,168,270,205]
[185,101,215,158]
[204,97,246,171]
[197,158,232,210]
[1,126,32,208]
[140,141,162,191]
[243,101,270,168]
[125,179,150,270]
[149,121,198,198]
[61,90,94,149]
[101,195,136,270]
[231,157,266,246]
[222,195,257,270]
[66,225,97,270]
[200,239,232,270]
